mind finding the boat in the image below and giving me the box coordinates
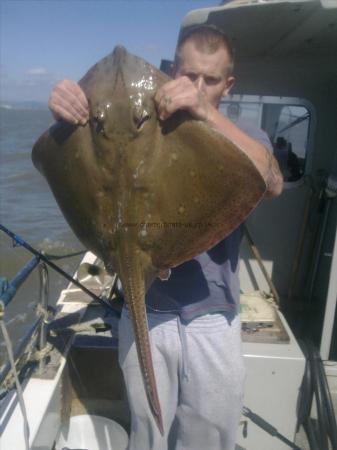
[1,0,337,449]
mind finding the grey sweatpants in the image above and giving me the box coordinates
[118,309,245,450]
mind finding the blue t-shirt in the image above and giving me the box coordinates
[145,122,272,321]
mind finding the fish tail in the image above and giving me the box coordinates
[119,253,164,436]
[130,297,164,436]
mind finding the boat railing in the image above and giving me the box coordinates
[0,223,119,400]
[0,257,50,395]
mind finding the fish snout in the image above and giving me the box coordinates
[112,45,128,63]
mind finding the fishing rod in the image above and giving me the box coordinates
[0,223,116,313]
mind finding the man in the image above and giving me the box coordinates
[49,26,282,450]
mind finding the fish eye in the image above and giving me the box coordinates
[134,109,151,131]
[92,114,105,134]
[91,107,106,134]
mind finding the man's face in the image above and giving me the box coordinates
[174,39,235,108]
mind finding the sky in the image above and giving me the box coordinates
[0,0,218,103]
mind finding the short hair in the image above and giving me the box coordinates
[175,25,235,75]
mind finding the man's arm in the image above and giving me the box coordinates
[48,79,89,125]
[205,108,283,198]
[155,77,283,198]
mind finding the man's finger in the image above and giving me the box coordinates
[51,101,85,125]
[156,77,192,99]
[61,79,89,112]
[72,82,89,112]
[154,78,184,105]
[50,104,78,125]
[56,87,89,120]
[155,77,200,120]
[157,92,182,120]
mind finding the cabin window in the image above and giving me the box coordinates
[220,95,313,184]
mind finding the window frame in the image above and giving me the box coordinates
[219,94,316,187]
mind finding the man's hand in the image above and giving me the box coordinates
[48,79,89,125]
[154,76,211,122]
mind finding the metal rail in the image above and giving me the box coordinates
[0,258,50,391]
[0,256,41,314]
[38,263,49,372]
[0,223,115,312]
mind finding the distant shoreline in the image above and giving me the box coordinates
[0,101,49,111]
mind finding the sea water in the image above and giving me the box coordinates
[0,106,84,365]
